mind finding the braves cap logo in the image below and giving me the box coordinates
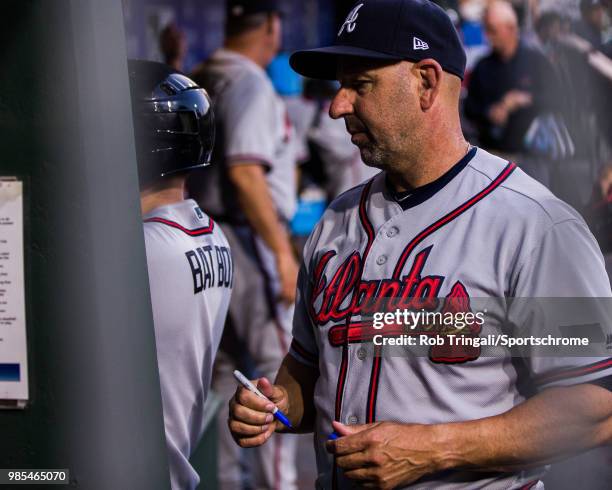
[413,37,429,50]
[338,3,365,36]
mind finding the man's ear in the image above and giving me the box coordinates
[266,12,274,34]
[415,59,443,111]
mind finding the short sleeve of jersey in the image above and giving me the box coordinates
[222,74,277,168]
[510,218,612,390]
[289,228,322,368]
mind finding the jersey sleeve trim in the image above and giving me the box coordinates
[587,374,612,392]
[289,338,318,367]
[226,154,273,170]
[143,217,214,236]
[534,358,612,388]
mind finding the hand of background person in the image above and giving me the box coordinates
[502,90,533,112]
[228,377,290,447]
[326,420,443,489]
[488,102,510,126]
[276,251,299,304]
[598,165,612,201]
[488,90,533,126]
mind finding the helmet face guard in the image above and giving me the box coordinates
[139,87,215,175]
[129,62,215,185]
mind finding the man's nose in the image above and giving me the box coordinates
[329,88,354,120]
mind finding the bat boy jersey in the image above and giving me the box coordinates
[143,199,233,490]
[289,147,612,489]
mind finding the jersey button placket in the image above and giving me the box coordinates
[356,347,367,360]
[347,415,359,425]
[376,255,387,266]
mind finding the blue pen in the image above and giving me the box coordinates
[328,432,339,440]
[233,370,293,429]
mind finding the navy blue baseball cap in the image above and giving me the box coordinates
[290,0,467,80]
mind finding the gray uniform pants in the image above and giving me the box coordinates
[213,224,298,490]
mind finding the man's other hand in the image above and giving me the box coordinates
[326,420,444,489]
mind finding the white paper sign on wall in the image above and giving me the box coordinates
[0,178,28,408]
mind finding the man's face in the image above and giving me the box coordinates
[329,58,421,170]
[484,14,517,55]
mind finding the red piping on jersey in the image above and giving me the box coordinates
[334,346,349,422]
[226,153,274,169]
[366,162,517,426]
[519,480,539,490]
[334,180,375,419]
[534,358,612,385]
[393,162,517,279]
[359,181,376,259]
[366,346,382,422]
[143,217,214,236]
[333,179,375,490]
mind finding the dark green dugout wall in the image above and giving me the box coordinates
[0,1,170,488]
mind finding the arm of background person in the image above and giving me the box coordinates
[228,162,298,303]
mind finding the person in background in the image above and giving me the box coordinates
[599,165,612,202]
[129,60,232,490]
[160,22,188,71]
[187,1,299,488]
[536,10,564,50]
[574,0,607,50]
[464,0,559,184]
[587,163,612,254]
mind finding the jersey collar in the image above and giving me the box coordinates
[387,146,477,210]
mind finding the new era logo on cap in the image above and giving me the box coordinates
[413,37,429,50]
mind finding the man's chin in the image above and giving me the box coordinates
[359,148,385,169]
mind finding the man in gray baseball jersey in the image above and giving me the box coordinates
[187,1,299,488]
[227,1,612,489]
[130,60,233,490]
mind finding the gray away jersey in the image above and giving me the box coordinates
[189,48,297,222]
[143,199,233,490]
[288,148,612,489]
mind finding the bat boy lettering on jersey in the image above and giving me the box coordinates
[186,245,233,294]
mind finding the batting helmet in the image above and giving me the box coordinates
[128,59,215,185]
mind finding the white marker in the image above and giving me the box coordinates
[233,370,293,429]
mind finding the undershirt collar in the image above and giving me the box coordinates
[388,146,477,210]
